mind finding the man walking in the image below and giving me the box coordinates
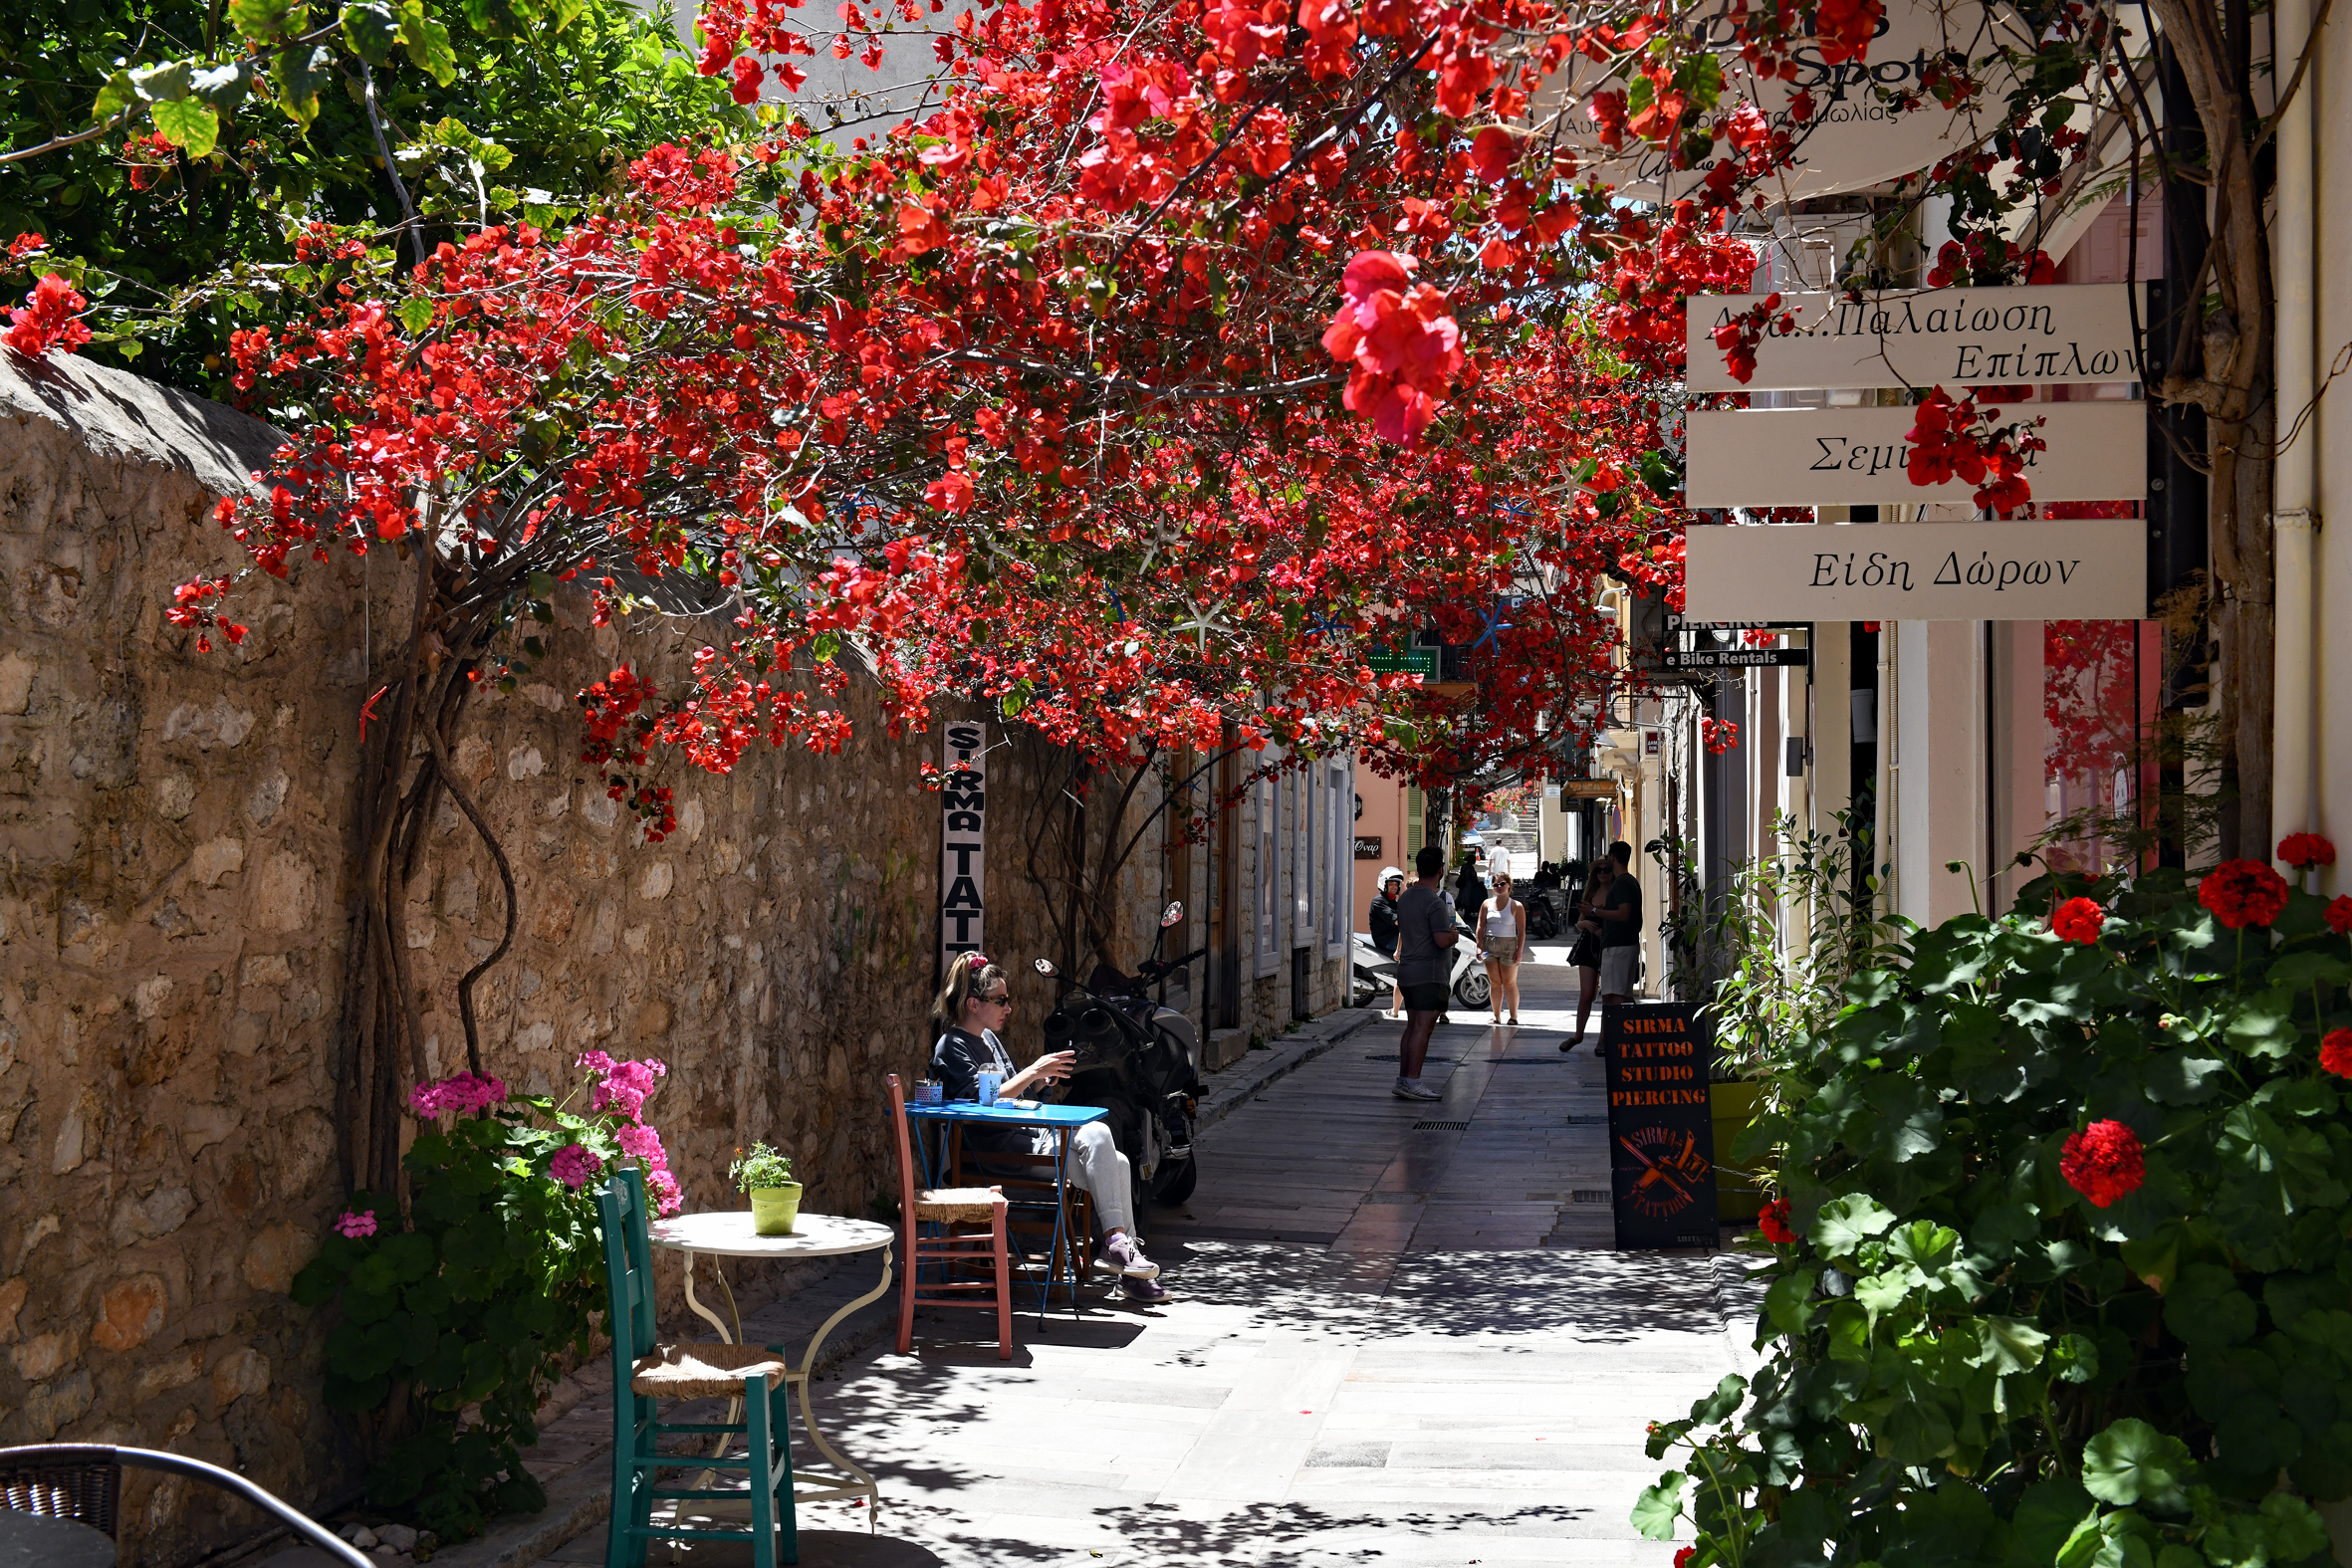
[1595,839,1642,1022]
[1393,844,1458,1101]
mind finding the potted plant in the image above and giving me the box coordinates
[730,1143,801,1235]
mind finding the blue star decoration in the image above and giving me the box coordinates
[1472,601,1515,652]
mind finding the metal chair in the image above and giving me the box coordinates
[886,1073,1015,1359]
[597,1167,797,1568]
[0,1444,371,1566]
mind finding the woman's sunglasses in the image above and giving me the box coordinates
[977,991,1012,1006]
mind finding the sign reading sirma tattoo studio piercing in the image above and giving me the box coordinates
[939,720,987,978]
[1602,1003,1719,1249]
[1687,402,2146,508]
[1687,285,2138,393]
[1684,518,2147,622]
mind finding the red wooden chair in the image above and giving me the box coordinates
[886,1073,1014,1360]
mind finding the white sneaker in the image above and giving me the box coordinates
[1392,1079,1442,1101]
[1100,1232,1160,1279]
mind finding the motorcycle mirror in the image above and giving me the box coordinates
[1160,901,1184,929]
[1033,958,1059,978]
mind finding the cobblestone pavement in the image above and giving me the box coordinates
[547,949,1752,1567]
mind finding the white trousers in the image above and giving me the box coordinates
[1066,1121,1133,1235]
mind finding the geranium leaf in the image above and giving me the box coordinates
[2079,1418,2194,1510]
[1809,1193,1896,1258]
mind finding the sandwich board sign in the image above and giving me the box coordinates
[1686,402,2146,507]
[1602,1002,1719,1248]
[1687,285,2138,393]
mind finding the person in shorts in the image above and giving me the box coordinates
[1595,840,1642,1016]
[1391,844,1458,1101]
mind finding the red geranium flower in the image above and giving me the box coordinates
[2280,832,2337,870]
[2060,1120,2145,1208]
[1758,1198,1795,1244]
[2049,897,2105,945]
[2199,859,2291,930]
[1674,1550,1697,1568]
[2322,1028,2352,1078]
[2327,896,2352,936]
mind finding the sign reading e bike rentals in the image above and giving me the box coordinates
[1687,403,2146,508]
[939,720,987,978]
[1684,518,2146,621]
[1602,1003,1719,1249]
[1688,286,2137,393]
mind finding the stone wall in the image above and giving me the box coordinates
[0,352,1343,1565]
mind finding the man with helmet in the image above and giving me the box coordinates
[1368,865,1405,1016]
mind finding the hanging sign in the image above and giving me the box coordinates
[1688,285,2138,392]
[1687,402,2146,507]
[1560,780,1618,800]
[939,720,987,978]
[1602,1003,1719,1249]
[1534,0,2023,203]
[1684,518,2147,621]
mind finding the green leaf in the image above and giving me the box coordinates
[128,61,195,103]
[1970,1316,2048,1375]
[1630,1472,1684,1539]
[2049,1332,2100,1384]
[229,0,311,44]
[1763,1267,1819,1335]
[2225,1003,2298,1060]
[272,43,335,126]
[2079,1418,2193,1511]
[397,296,436,335]
[1810,1193,1897,1258]
[394,0,459,85]
[190,62,254,112]
[1689,1373,1747,1425]
[2203,1493,2329,1566]
[342,0,402,62]
[151,98,220,157]
[2011,1476,2095,1566]
[93,71,140,122]
[2143,1050,2230,1105]
[2163,1263,2256,1349]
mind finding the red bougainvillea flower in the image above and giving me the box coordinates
[2279,832,2337,870]
[2,273,92,357]
[1322,251,1463,447]
[2321,1028,2352,1078]
[2060,1120,2146,1209]
[2327,896,2352,936]
[2049,897,2105,945]
[1758,1199,1796,1245]
[2199,859,2292,930]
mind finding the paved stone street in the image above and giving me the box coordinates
[551,949,1753,1567]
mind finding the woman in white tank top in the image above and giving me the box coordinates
[1480,872,1527,1026]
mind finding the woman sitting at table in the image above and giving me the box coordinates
[928,952,1167,1303]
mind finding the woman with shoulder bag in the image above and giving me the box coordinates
[1480,871,1528,1026]
[1561,858,1613,1050]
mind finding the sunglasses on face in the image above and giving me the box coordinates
[978,991,1012,1006]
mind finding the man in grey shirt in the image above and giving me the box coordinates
[1392,843,1458,1101]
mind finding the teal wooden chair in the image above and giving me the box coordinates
[597,1168,798,1567]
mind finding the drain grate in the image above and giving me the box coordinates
[1570,1190,1611,1204]
[1411,1119,1470,1131]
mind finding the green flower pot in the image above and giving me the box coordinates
[749,1184,803,1235]
[1710,1080,1767,1221]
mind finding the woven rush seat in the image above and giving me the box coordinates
[915,1187,1004,1224]
[629,1341,794,1400]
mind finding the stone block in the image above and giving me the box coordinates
[1206,1028,1251,1072]
[91,1273,167,1352]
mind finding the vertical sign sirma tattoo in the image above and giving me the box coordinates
[940,721,987,976]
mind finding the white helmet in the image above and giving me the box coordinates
[1379,865,1404,887]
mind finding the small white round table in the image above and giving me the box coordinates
[644,1211,894,1523]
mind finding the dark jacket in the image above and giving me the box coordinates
[1455,869,1488,924]
[1369,892,1401,956]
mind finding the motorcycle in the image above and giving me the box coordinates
[1036,901,1207,1214]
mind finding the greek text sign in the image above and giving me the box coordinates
[1687,402,2146,507]
[1685,518,2146,621]
[1602,1003,1719,1249]
[939,720,987,978]
[1688,285,2138,392]
[1536,0,2020,202]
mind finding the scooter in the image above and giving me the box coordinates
[1035,902,1207,1215]
[1349,923,1490,1011]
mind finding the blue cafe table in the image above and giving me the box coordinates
[901,1099,1108,1314]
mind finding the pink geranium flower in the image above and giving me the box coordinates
[336,1210,378,1239]
[550,1143,603,1190]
